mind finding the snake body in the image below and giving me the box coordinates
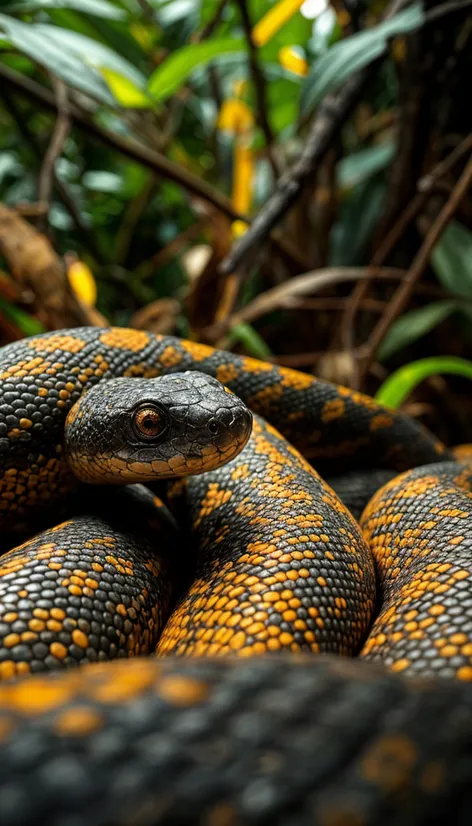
[0,327,471,825]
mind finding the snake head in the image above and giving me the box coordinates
[64,372,253,484]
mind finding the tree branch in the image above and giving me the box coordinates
[1,86,105,263]
[219,0,472,277]
[0,64,310,271]
[219,70,369,275]
[37,76,70,232]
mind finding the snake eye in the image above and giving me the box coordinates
[133,406,166,440]
[208,420,220,436]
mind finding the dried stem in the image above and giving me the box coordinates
[37,77,70,232]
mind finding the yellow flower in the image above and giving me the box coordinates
[278,46,308,76]
[67,259,97,308]
[232,139,254,216]
[253,0,305,47]
[217,98,254,134]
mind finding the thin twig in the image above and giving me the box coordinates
[235,0,280,178]
[358,153,472,382]
[136,0,159,25]
[37,77,70,232]
[135,220,205,280]
[219,0,472,278]
[192,0,228,42]
[203,266,407,342]
[220,69,369,275]
[1,87,105,263]
[0,64,310,271]
[341,134,472,363]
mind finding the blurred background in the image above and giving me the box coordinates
[0,0,471,445]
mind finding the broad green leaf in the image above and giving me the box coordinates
[82,170,123,192]
[377,301,458,362]
[227,323,273,359]
[34,24,146,86]
[101,67,152,108]
[157,0,195,25]
[338,142,395,189]
[147,38,247,101]
[431,220,472,299]
[375,357,472,408]
[5,0,126,18]
[0,14,114,103]
[0,298,45,336]
[300,4,424,115]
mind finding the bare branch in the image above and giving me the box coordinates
[38,76,70,232]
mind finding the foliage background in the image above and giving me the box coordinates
[0,0,471,443]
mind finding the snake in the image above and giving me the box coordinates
[1,326,472,825]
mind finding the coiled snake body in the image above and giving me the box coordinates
[0,327,472,825]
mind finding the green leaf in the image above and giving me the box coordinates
[338,142,395,189]
[377,301,458,363]
[147,38,247,101]
[101,67,152,108]
[0,298,45,336]
[227,323,273,359]
[375,357,472,408]
[431,220,472,299]
[300,3,424,116]
[0,13,114,103]
[82,170,123,192]
[5,0,126,19]
[35,24,146,86]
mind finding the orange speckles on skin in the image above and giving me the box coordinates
[90,662,158,703]
[231,464,250,482]
[391,659,410,673]
[321,398,345,423]
[2,634,20,649]
[50,642,68,660]
[72,630,89,649]
[370,414,394,431]
[29,619,46,632]
[279,368,315,392]
[19,418,33,430]
[28,335,86,354]
[99,328,149,352]
[157,345,183,368]
[158,676,209,707]
[3,678,75,712]
[457,666,472,680]
[195,484,233,527]
[361,734,417,792]
[54,706,104,737]
[0,661,16,681]
[229,632,246,650]
[216,363,239,385]
[179,340,214,362]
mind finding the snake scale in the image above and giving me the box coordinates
[0,326,472,826]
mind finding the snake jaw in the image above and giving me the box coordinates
[64,373,253,484]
